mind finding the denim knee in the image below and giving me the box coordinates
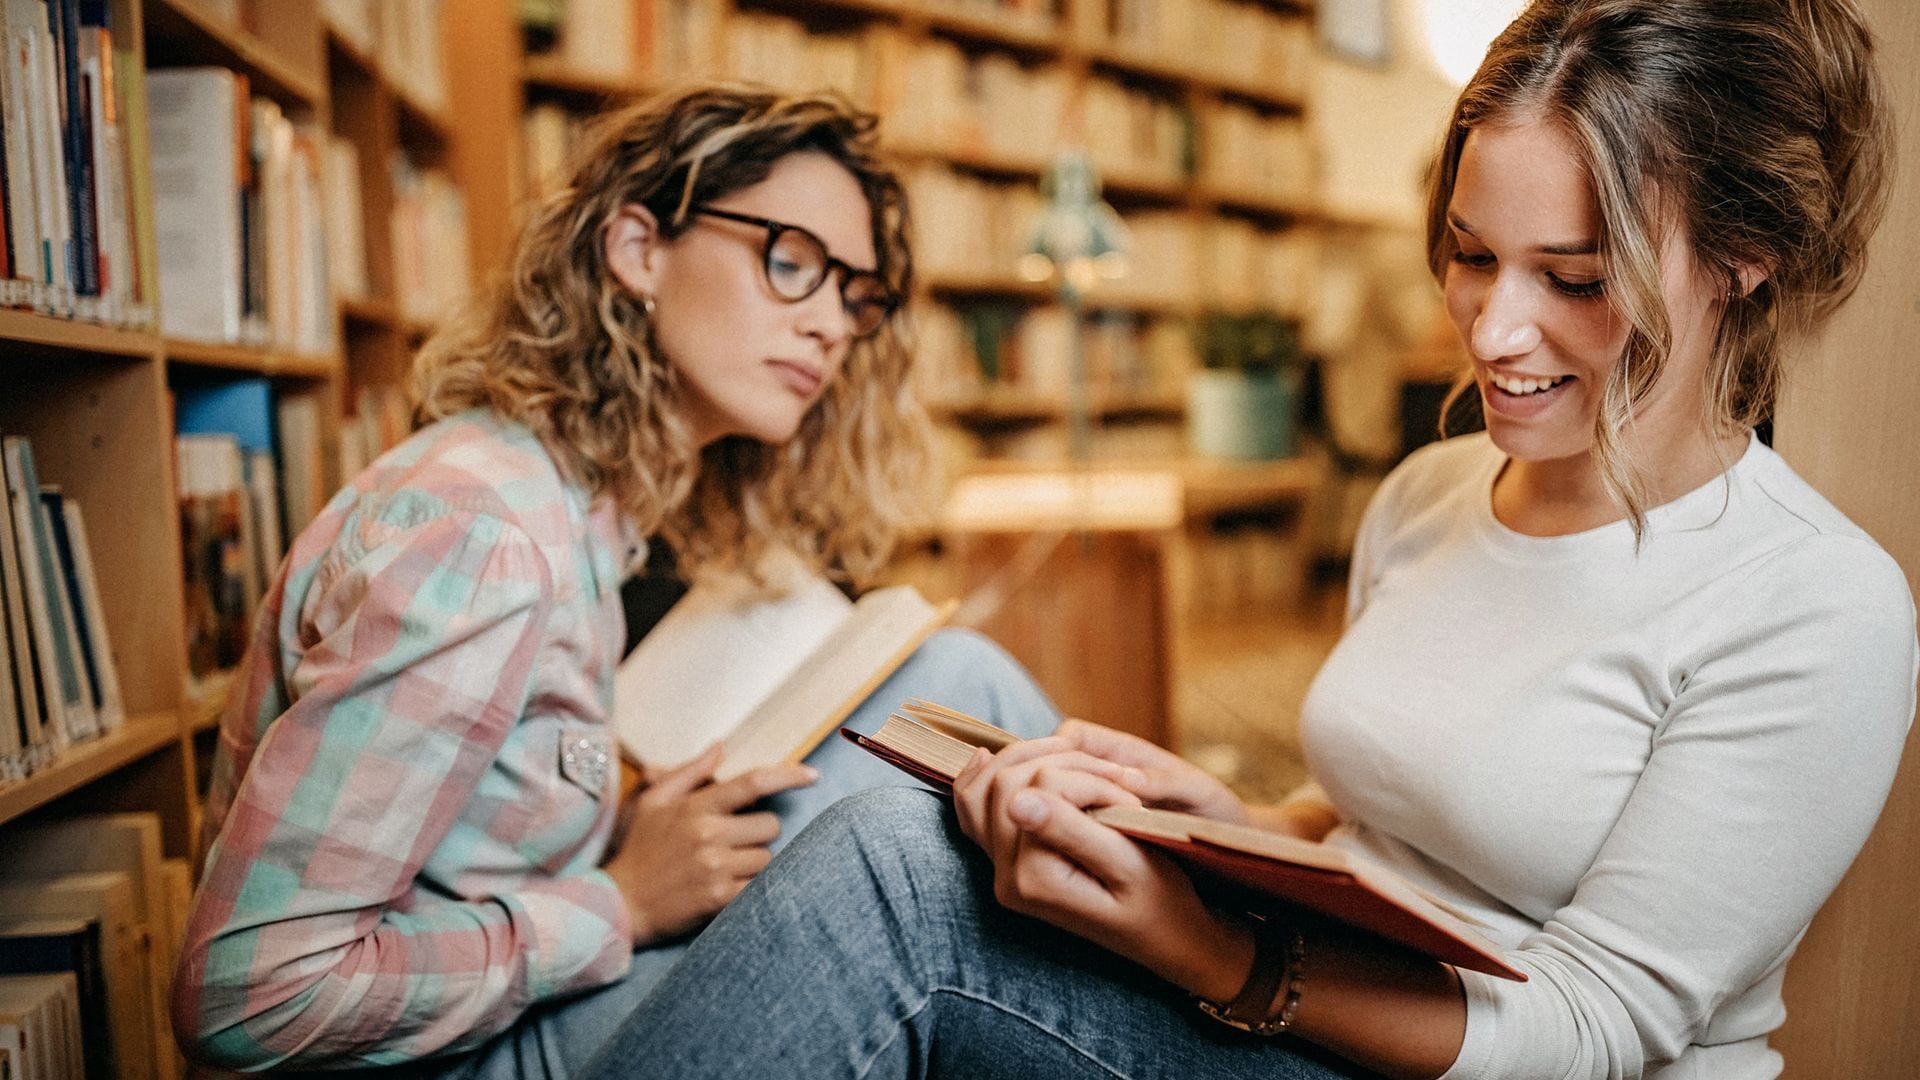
[786,787,962,895]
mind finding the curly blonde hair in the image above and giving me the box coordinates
[1427,0,1891,537]
[414,84,928,587]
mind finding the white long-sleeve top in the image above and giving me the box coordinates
[1300,431,1917,1080]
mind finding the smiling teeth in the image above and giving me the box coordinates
[1491,373,1569,396]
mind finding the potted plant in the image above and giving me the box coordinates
[1187,312,1303,460]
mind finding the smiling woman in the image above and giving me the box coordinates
[576,5,1917,1080]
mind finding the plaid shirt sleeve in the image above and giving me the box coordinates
[172,505,632,1071]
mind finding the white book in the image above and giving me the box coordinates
[23,5,69,296]
[244,449,283,593]
[0,973,77,1080]
[0,468,41,773]
[80,28,130,319]
[614,568,950,781]
[561,0,635,78]
[56,500,123,732]
[0,22,40,285]
[147,68,244,342]
[323,136,367,299]
[274,394,324,539]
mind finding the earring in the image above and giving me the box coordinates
[640,293,657,318]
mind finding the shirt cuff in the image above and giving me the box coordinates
[501,869,633,1001]
[1436,968,1500,1080]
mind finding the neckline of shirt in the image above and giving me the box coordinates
[1470,429,1764,560]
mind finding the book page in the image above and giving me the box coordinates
[718,587,947,781]
[614,573,853,769]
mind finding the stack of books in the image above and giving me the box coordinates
[1,434,122,782]
[0,0,148,327]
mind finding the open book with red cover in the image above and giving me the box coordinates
[844,700,1526,982]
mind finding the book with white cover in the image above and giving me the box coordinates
[614,570,951,782]
[146,67,244,342]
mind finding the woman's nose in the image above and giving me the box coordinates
[1470,276,1544,361]
[795,276,856,349]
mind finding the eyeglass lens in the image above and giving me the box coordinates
[761,225,892,337]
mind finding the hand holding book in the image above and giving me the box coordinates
[844,702,1524,982]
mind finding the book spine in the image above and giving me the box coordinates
[40,489,103,737]
[51,0,95,296]
[59,499,121,731]
[0,922,116,1080]
[0,465,46,773]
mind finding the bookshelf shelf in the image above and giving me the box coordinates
[1086,47,1199,92]
[339,295,400,327]
[929,386,1187,426]
[889,142,1046,181]
[145,0,326,107]
[0,311,161,361]
[1211,76,1306,115]
[922,276,1198,318]
[523,56,650,101]
[326,27,452,145]
[163,338,341,379]
[923,275,1053,302]
[1206,188,1318,224]
[919,5,1061,55]
[0,712,182,829]
[396,89,455,146]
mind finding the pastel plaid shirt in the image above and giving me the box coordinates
[173,411,642,1070]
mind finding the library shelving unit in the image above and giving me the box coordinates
[0,0,506,890]
[506,0,1321,459]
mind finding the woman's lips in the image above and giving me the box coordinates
[767,359,824,398]
[1483,373,1576,419]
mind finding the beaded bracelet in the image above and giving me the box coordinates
[1195,917,1308,1036]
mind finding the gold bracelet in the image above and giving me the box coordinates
[1195,917,1306,1036]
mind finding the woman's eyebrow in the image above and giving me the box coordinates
[1448,212,1597,256]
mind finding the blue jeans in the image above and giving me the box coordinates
[579,788,1366,1080]
[409,629,1062,1079]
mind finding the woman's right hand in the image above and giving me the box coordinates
[599,744,817,947]
[1051,719,1251,825]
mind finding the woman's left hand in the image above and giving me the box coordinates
[953,743,1250,1000]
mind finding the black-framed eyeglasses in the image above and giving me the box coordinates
[691,206,898,338]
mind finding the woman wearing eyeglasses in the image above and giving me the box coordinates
[170,85,1059,1077]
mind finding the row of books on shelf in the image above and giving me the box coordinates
[149,67,333,353]
[324,0,448,113]
[172,377,416,685]
[531,0,1301,85]
[323,135,471,323]
[910,168,1320,310]
[173,379,323,684]
[724,15,1305,189]
[0,811,193,1080]
[915,302,1197,404]
[0,0,149,327]
[0,434,122,783]
[1085,0,1312,98]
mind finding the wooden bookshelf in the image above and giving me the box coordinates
[0,0,489,969]
[165,338,342,378]
[0,310,163,361]
[503,0,1322,462]
[145,0,326,106]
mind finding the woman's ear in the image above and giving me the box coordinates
[604,202,665,298]
[1735,259,1774,298]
